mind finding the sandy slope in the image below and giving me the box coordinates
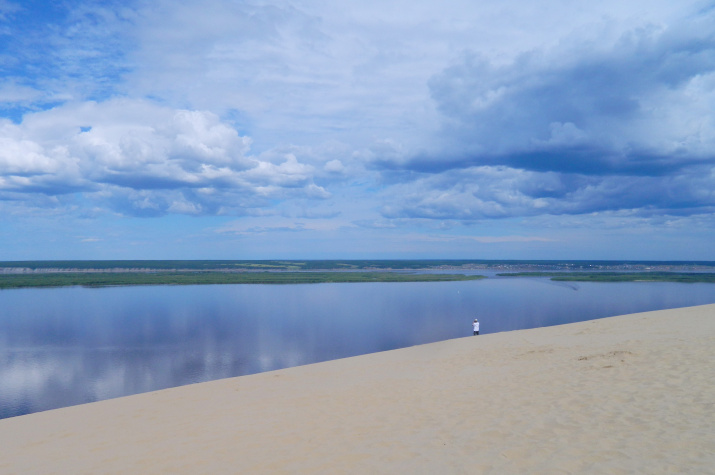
[1,304,713,474]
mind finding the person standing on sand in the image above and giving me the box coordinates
[473,319,480,336]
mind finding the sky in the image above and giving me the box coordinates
[1,0,714,260]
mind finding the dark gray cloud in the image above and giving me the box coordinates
[374,18,715,221]
[423,21,715,175]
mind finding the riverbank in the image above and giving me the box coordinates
[1,304,713,473]
[0,271,484,289]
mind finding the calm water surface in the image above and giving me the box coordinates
[1,276,714,419]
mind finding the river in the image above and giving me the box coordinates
[1,275,714,419]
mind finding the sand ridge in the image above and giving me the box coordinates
[1,304,714,474]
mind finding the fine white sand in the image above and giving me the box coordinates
[1,304,714,474]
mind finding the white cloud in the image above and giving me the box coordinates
[381,166,566,220]
[324,159,345,174]
[0,99,329,216]
[0,0,20,22]
[0,81,43,104]
[379,160,715,221]
[217,214,354,235]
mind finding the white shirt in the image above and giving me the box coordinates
[473,321,480,332]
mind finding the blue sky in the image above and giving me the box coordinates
[1,0,714,260]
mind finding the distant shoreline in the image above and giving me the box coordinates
[0,271,486,289]
[2,258,714,273]
[1,260,714,288]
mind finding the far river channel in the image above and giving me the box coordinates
[1,272,714,419]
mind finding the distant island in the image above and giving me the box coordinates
[497,272,715,283]
[1,260,714,288]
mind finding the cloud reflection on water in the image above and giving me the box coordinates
[1,280,713,418]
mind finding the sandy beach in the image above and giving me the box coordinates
[1,304,713,474]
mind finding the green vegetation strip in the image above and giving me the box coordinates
[0,272,485,289]
[497,272,715,283]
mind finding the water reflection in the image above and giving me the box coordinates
[1,279,714,419]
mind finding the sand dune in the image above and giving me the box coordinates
[1,304,714,474]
